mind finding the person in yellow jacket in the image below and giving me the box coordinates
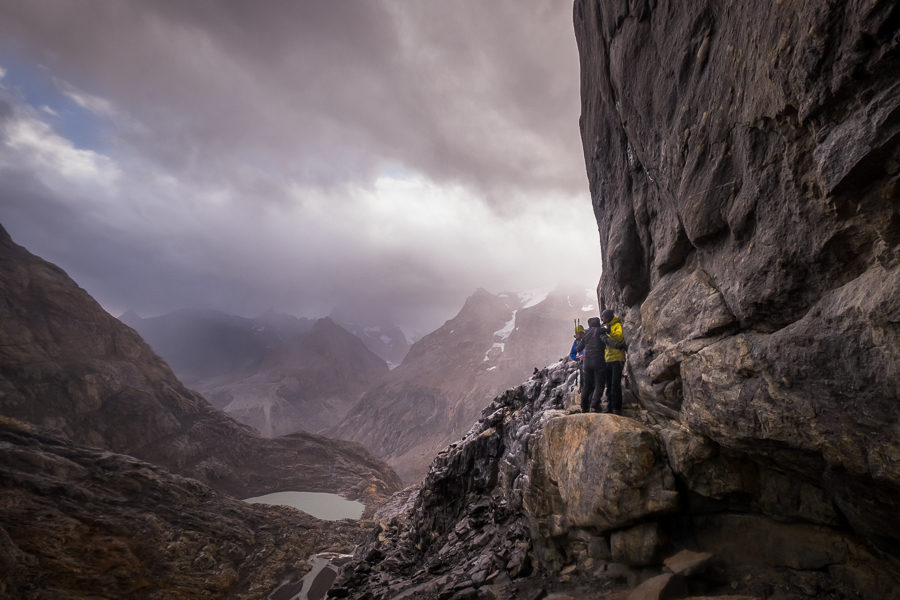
[600,309,626,414]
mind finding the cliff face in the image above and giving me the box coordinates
[0,225,401,507]
[575,0,899,548]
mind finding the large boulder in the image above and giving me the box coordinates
[525,413,678,533]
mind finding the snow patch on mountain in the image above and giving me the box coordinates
[483,342,506,363]
[517,289,549,309]
[494,311,517,340]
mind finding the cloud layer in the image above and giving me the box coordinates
[0,0,600,333]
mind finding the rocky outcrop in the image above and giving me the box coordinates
[0,224,401,507]
[0,416,366,600]
[331,288,596,482]
[332,362,900,600]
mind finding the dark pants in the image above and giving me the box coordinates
[581,361,606,412]
[606,361,624,413]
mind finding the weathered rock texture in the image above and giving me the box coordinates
[0,225,401,507]
[0,416,366,600]
[334,362,900,600]
[576,0,899,553]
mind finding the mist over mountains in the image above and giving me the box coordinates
[119,308,315,386]
[122,310,391,436]
[0,224,401,504]
[119,285,594,471]
[202,318,389,436]
[329,309,412,368]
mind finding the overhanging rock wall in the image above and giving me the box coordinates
[575,0,899,549]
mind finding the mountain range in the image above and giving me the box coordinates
[123,310,391,436]
[201,317,389,436]
[0,224,401,505]
[121,285,595,482]
[329,309,412,368]
[330,287,596,482]
[119,308,314,387]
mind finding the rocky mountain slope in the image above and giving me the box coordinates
[199,317,389,436]
[0,224,401,507]
[333,361,900,600]
[0,416,367,600]
[120,308,313,388]
[330,288,594,483]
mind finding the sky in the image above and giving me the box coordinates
[0,0,600,337]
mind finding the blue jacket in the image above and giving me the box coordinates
[569,338,582,361]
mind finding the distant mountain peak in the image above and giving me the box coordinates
[118,309,143,323]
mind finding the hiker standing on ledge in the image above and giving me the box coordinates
[578,317,606,413]
[600,309,626,415]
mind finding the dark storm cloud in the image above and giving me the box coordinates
[0,1,598,333]
[0,0,583,196]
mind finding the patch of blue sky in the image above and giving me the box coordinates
[0,54,111,153]
[382,164,412,179]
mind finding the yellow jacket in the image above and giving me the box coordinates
[604,316,626,362]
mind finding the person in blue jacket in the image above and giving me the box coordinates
[569,323,586,361]
[570,323,586,392]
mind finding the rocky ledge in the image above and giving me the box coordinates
[332,361,900,600]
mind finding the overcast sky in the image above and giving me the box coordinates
[0,0,600,336]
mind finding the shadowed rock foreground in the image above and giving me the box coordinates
[333,361,899,600]
[0,416,367,600]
